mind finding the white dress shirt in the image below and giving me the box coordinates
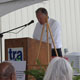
[33,18,62,49]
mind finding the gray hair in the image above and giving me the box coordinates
[36,7,48,15]
[0,62,15,78]
[43,57,73,80]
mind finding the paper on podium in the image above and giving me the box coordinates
[8,61,26,80]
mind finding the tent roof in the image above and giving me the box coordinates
[0,0,13,3]
[0,0,48,17]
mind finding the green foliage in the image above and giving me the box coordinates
[71,61,80,80]
[24,59,47,80]
[73,76,80,80]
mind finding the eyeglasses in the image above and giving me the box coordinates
[0,74,12,80]
[0,77,10,80]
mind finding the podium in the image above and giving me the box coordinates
[5,37,51,79]
[5,37,51,64]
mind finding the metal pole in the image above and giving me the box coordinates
[0,34,3,63]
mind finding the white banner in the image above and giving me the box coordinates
[8,61,26,80]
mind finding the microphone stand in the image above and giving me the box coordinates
[0,20,34,63]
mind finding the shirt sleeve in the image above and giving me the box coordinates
[49,21,62,47]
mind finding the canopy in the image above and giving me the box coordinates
[0,0,13,3]
[0,0,48,17]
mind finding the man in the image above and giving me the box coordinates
[0,62,16,80]
[33,7,62,57]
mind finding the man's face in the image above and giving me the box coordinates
[36,11,48,24]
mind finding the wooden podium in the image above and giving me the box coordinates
[5,37,51,80]
[5,37,51,65]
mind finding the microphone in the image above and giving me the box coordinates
[27,20,34,25]
[0,20,34,36]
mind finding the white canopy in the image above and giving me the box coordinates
[0,0,13,3]
[0,0,48,17]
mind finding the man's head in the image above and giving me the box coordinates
[36,7,48,24]
[43,57,73,80]
[0,62,16,80]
